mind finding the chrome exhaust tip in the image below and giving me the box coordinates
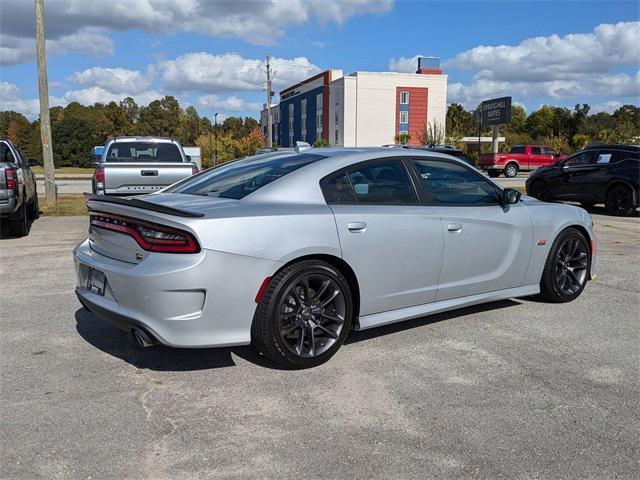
[132,328,156,348]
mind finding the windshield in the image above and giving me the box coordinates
[164,153,326,199]
[105,142,183,163]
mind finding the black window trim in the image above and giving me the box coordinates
[320,156,420,206]
[405,155,505,207]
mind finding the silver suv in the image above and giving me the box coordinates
[0,138,38,237]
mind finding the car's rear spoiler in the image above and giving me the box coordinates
[84,193,204,218]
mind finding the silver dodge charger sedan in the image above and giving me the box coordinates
[74,147,596,368]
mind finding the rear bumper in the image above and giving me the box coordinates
[73,238,282,348]
[0,196,17,216]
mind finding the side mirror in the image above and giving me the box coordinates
[28,159,38,167]
[186,155,192,162]
[562,164,570,172]
[502,188,521,205]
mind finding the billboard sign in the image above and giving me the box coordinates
[481,96,512,125]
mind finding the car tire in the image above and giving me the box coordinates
[504,162,519,178]
[488,171,500,178]
[251,260,353,369]
[538,227,590,303]
[605,184,634,216]
[28,195,40,220]
[528,180,549,201]
[8,199,30,237]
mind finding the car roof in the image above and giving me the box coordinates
[582,144,640,151]
[243,147,480,205]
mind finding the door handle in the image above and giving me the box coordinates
[141,170,158,176]
[447,223,463,233]
[347,222,367,233]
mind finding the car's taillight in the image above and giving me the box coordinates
[5,168,17,190]
[89,213,200,253]
[95,167,105,184]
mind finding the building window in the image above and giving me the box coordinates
[335,129,339,145]
[399,130,409,136]
[316,93,323,139]
[301,99,307,141]
[288,103,294,146]
[400,91,409,104]
[399,111,408,124]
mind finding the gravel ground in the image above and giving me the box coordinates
[1,210,638,480]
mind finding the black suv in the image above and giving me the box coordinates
[526,145,639,216]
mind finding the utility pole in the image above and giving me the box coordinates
[213,112,218,165]
[35,0,56,205]
[265,55,273,148]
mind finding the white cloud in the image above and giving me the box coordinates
[441,22,640,108]
[0,0,393,64]
[160,53,321,93]
[68,67,152,94]
[0,82,63,119]
[589,101,625,114]
[61,87,163,106]
[388,55,425,73]
[311,40,325,48]
[197,95,262,112]
[0,28,113,66]
[444,21,640,82]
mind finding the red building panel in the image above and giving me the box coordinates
[395,87,429,146]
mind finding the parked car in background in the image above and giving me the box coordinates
[405,145,473,164]
[75,147,596,369]
[479,145,565,178]
[92,137,198,195]
[526,145,640,216]
[0,138,39,237]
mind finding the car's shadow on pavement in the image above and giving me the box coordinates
[76,299,521,371]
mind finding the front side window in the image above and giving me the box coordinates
[531,147,542,155]
[542,147,558,155]
[400,91,409,104]
[565,150,597,166]
[105,142,182,163]
[412,159,500,205]
[165,153,326,199]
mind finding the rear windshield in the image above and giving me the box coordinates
[105,142,183,163]
[165,153,326,199]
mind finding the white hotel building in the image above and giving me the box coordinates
[261,57,448,147]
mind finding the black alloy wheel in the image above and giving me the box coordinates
[252,260,353,369]
[539,227,590,303]
[605,185,634,216]
[278,273,346,358]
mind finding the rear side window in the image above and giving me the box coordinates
[0,143,16,163]
[166,153,325,199]
[323,173,356,203]
[322,159,417,205]
[106,142,182,163]
[510,146,525,154]
[412,159,499,205]
[347,160,417,205]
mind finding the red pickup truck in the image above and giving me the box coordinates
[479,145,565,178]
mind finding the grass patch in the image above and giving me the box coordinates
[32,166,94,175]
[38,194,87,216]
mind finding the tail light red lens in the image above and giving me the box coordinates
[95,167,105,184]
[89,212,200,253]
[5,168,17,190]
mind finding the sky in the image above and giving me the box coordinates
[0,0,638,122]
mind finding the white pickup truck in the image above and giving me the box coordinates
[92,137,198,195]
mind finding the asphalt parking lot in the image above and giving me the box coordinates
[1,211,639,479]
